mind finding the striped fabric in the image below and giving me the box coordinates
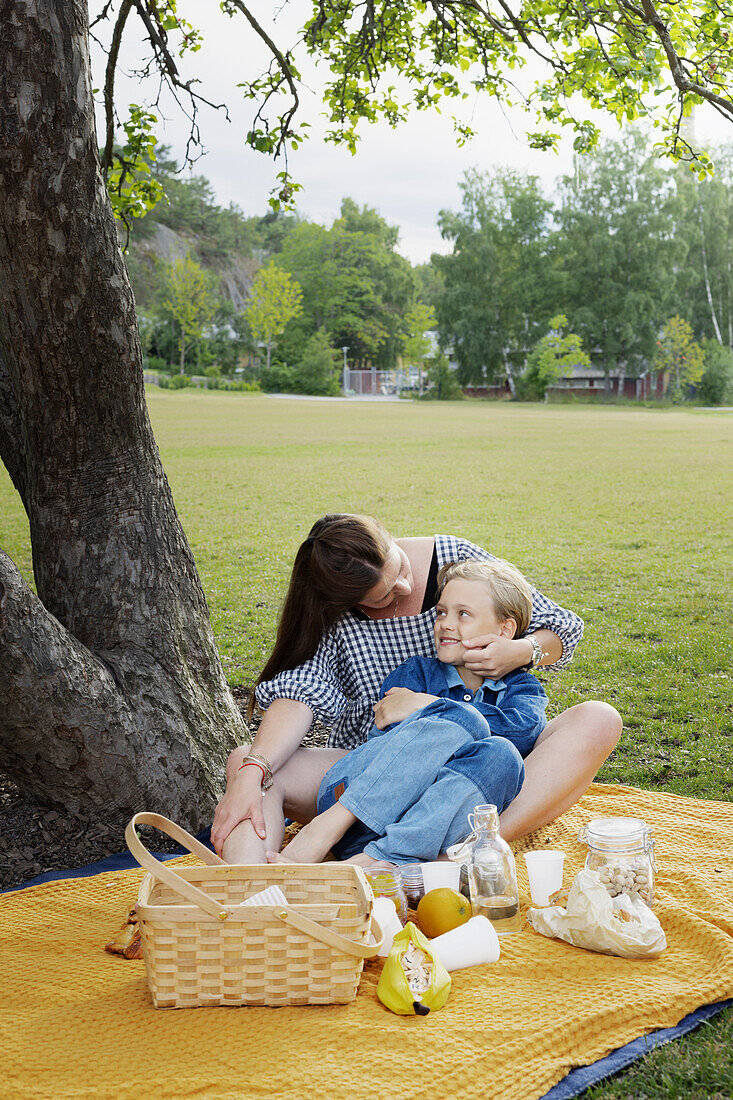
[255,535,584,749]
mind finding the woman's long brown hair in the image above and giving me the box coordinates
[248,514,392,717]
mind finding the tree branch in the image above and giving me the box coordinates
[634,0,733,119]
[100,0,134,180]
[130,0,231,119]
[225,0,300,158]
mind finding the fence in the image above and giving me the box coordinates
[343,368,424,396]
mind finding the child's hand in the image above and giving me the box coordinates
[373,687,438,729]
[461,634,533,677]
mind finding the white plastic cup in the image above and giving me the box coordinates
[430,915,500,971]
[523,850,566,906]
[421,861,461,892]
[372,896,404,957]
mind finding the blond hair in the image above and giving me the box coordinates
[436,559,533,636]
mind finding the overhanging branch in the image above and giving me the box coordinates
[634,0,733,119]
[100,0,133,180]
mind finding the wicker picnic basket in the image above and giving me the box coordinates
[126,812,384,1009]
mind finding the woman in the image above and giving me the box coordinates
[211,514,621,863]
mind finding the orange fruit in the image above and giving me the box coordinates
[416,887,472,938]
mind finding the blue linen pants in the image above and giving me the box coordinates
[316,698,525,865]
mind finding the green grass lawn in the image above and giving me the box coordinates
[2,390,732,1097]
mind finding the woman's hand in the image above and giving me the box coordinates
[373,687,438,729]
[211,766,266,857]
[461,634,534,679]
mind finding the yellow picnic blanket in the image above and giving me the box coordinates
[3,783,733,1100]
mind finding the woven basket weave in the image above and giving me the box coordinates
[126,813,383,1009]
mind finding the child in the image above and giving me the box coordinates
[271,559,548,866]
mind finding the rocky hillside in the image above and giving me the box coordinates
[125,222,259,313]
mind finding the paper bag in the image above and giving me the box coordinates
[527,869,667,959]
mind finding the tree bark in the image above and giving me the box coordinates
[0,1,247,829]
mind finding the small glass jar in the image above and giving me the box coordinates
[578,817,656,906]
[400,864,424,909]
[364,867,409,924]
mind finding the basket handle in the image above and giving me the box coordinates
[125,813,387,950]
[275,907,384,959]
[126,812,233,919]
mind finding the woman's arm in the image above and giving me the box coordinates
[461,628,562,679]
[450,536,584,671]
[213,629,351,854]
[211,698,313,855]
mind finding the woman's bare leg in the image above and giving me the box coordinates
[498,701,622,842]
[221,746,347,863]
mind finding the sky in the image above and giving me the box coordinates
[90,2,732,265]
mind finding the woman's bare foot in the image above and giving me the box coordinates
[267,849,297,864]
[266,802,357,863]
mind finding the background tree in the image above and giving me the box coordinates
[245,261,303,370]
[655,316,706,398]
[402,303,437,394]
[435,169,554,393]
[425,354,464,400]
[674,150,733,350]
[516,315,590,401]
[291,329,340,396]
[276,201,415,368]
[556,133,679,393]
[697,340,733,404]
[161,256,221,374]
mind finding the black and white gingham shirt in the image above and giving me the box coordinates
[255,535,584,749]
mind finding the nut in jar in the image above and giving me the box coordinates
[596,857,652,903]
[578,817,656,907]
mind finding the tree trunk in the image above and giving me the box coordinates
[617,358,626,398]
[503,351,517,398]
[697,200,724,345]
[0,1,247,829]
[180,330,186,375]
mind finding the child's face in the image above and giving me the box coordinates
[433,578,512,667]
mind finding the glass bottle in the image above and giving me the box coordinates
[448,803,521,935]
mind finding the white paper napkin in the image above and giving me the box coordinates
[241,885,289,906]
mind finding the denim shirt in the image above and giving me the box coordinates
[376,654,548,758]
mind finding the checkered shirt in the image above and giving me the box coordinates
[255,535,584,748]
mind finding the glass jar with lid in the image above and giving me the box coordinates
[578,817,655,906]
[400,864,424,910]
